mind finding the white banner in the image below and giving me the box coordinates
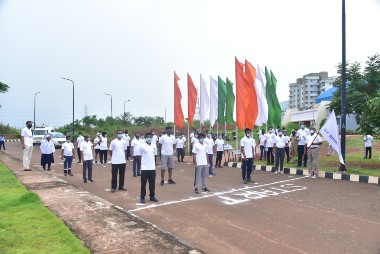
[254,65,268,126]
[209,75,218,127]
[320,110,345,165]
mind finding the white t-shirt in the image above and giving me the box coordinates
[140,142,156,170]
[122,134,130,149]
[274,136,287,148]
[94,137,100,149]
[259,134,266,146]
[40,139,55,154]
[284,135,290,146]
[62,142,74,156]
[296,129,307,145]
[191,136,199,144]
[109,138,126,164]
[215,139,224,151]
[265,133,276,148]
[99,136,108,150]
[174,137,185,149]
[80,141,93,161]
[21,127,33,146]
[192,142,208,166]
[240,136,255,158]
[77,135,84,148]
[306,134,322,148]
[364,135,374,147]
[204,137,215,154]
[131,138,143,156]
[159,134,175,155]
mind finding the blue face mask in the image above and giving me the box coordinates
[278,132,283,136]
[67,140,71,143]
[145,138,152,143]
[117,134,123,138]
[199,139,205,143]
[219,136,222,139]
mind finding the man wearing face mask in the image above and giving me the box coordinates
[40,134,55,171]
[192,133,210,193]
[131,132,142,177]
[204,133,216,175]
[174,134,186,162]
[140,132,158,203]
[80,134,94,183]
[109,130,127,192]
[21,121,34,171]
[273,131,286,174]
[240,128,256,184]
[215,135,224,168]
[159,126,176,186]
[264,127,276,165]
[296,124,308,168]
[61,135,75,176]
[304,127,322,178]
[122,130,131,161]
[99,132,108,167]
[93,133,101,164]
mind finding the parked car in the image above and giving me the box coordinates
[51,132,66,148]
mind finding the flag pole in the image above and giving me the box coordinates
[187,122,190,154]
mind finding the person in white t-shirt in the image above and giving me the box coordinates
[259,129,266,160]
[190,129,196,156]
[80,134,94,183]
[40,134,55,171]
[159,126,176,186]
[131,132,142,177]
[283,131,290,163]
[264,127,276,165]
[304,127,322,178]
[20,121,34,171]
[296,125,308,167]
[273,131,287,174]
[241,128,256,184]
[363,134,374,159]
[151,129,159,165]
[214,135,224,168]
[109,130,127,192]
[99,132,108,167]
[61,135,75,176]
[122,130,131,161]
[76,132,84,163]
[204,133,215,176]
[174,134,186,162]
[140,132,159,204]
[93,133,101,164]
[192,133,210,194]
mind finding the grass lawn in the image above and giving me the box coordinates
[0,163,90,254]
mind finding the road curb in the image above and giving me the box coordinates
[4,139,21,142]
[224,161,380,185]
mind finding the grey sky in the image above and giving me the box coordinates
[1,0,379,128]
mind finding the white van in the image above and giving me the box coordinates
[32,126,55,145]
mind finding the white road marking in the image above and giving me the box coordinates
[129,176,308,212]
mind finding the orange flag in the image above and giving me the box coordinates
[187,73,197,125]
[244,60,258,130]
[235,57,248,130]
[174,71,184,128]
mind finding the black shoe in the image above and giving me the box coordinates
[43,167,46,171]
[83,178,87,183]
[137,173,141,176]
[119,188,127,191]
[89,179,94,182]
[110,188,116,193]
[64,172,67,176]
[133,174,137,177]
[194,187,199,194]
[47,168,51,171]
[243,179,247,184]
[140,197,146,204]
[150,196,158,202]
[247,178,252,182]
[168,179,176,184]
[68,172,73,176]
[202,187,210,192]
[160,180,164,186]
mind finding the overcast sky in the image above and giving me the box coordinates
[1,0,379,129]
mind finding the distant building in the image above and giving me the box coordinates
[288,72,336,110]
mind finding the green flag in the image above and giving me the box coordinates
[217,76,227,124]
[225,77,235,124]
[265,66,275,127]
[270,70,282,127]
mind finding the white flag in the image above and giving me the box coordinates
[209,75,218,127]
[254,65,268,126]
[200,74,210,124]
[320,110,345,165]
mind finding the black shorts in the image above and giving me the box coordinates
[95,149,100,154]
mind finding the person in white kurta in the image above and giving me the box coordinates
[21,121,34,171]
[40,134,55,170]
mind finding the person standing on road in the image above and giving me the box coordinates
[139,132,158,204]
[159,126,176,186]
[93,133,101,164]
[76,132,84,163]
[131,131,142,177]
[304,127,322,178]
[283,131,290,163]
[80,134,94,183]
[61,135,75,176]
[204,133,215,176]
[109,130,127,192]
[0,134,6,150]
[290,130,298,163]
[21,121,34,171]
[151,129,159,165]
[40,134,55,171]
[259,129,266,160]
[296,125,308,168]
[123,130,131,161]
[363,134,374,159]
[264,127,275,165]
[273,131,286,174]
[241,128,255,184]
[174,134,186,162]
[192,133,210,194]
[99,132,108,167]
[214,135,224,168]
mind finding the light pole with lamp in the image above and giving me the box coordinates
[33,92,41,129]
[61,77,75,137]
[124,99,131,114]
[104,93,113,118]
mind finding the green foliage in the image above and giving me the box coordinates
[285,122,300,134]
[0,81,10,93]
[319,118,327,130]
[0,123,20,139]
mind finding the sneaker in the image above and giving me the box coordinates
[280,171,284,174]
[110,188,116,193]
[103,164,107,168]
[140,197,145,204]
[68,172,73,176]
[243,179,247,184]
[83,178,87,183]
[209,174,213,177]
[311,175,317,179]
[137,173,141,176]
[89,179,94,182]
[218,166,223,168]
[194,187,199,194]
[160,180,164,186]
[133,174,137,177]
[150,196,158,202]
[64,172,67,176]
[95,161,98,164]
[168,179,176,184]
[247,178,252,182]
[202,187,210,192]
[77,161,81,163]
[119,188,127,191]
[274,171,278,175]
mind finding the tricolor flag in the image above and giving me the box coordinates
[244,60,259,130]
[217,76,227,124]
[187,73,197,125]
[254,65,268,126]
[200,74,209,124]
[209,76,218,127]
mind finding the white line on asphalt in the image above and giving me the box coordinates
[129,176,308,212]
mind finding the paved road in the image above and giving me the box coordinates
[3,142,380,254]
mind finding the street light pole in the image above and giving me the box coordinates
[104,93,113,118]
[61,77,75,137]
[33,92,41,129]
[124,100,131,114]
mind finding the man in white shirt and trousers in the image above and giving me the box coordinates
[305,127,323,178]
[80,134,94,183]
[21,120,34,171]
[241,128,256,184]
[363,134,374,159]
[273,131,286,174]
[76,132,84,163]
[109,130,127,192]
[192,133,211,194]
[159,126,176,186]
